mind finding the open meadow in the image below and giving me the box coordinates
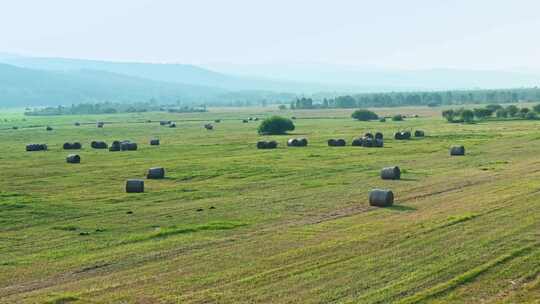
[1,106,539,303]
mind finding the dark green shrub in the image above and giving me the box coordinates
[392,114,404,121]
[257,116,295,135]
[351,109,378,121]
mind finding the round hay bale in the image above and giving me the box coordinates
[327,139,337,146]
[362,137,374,147]
[26,144,47,152]
[150,139,160,146]
[287,138,299,147]
[298,138,308,147]
[267,140,278,149]
[374,138,384,147]
[46,126,53,131]
[375,132,383,140]
[450,145,465,156]
[147,167,165,179]
[63,142,73,150]
[66,154,81,164]
[91,141,108,149]
[369,189,394,207]
[336,139,346,146]
[364,133,374,139]
[12,126,18,130]
[72,142,82,149]
[254,117,259,121]
[414,130,425,137]
[352,138,363,146]
[242,119,249,123]
[126,179,144,193]
[257,141,268,149]
[120,142,138,151]
[379,117,386,122]
[97,122,104,128]
[214,119,221,123]
[204,124,214,130]
[291,116,297,120]
[169,123,177,128]
[381,166,401,180]
[74,122,81,126]
[394,131,411,140]
[109,141,121,152]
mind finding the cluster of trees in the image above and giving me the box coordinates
[442,104,540,123]
[290,88,540,109]
[24,102,207,116]
[258,116,295,135]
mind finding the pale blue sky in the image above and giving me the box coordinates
[1,0,539,69]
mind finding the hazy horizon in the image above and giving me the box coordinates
[1,0,540,70]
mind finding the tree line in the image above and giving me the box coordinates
[24,102,207,116]
[290,87,540,109]
[442,104,540,123]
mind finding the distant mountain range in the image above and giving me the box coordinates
[0,53,538,107]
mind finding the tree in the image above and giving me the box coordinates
[351,109,379,121]
[392,114,404,121]
[496,109,508,118]
[473,108,493,120]
[257,116,295,135]
[533,104,540,113]
[526,112,538,120]
[506,105,519,117]
[278,105,287,110]
[442,109,455,122]
[461,109,474,123]
[486,104,503,112]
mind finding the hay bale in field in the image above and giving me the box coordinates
[394,131,411,140]
[254,117,259,121]
[147,167,165,179]
[369,189,394,207]
[379,117,386,122]
[169,122,176,128]
[91,141,108,149]
[160,120,171,126]
[66,154,81,164]
[374,138,384,147]
[150,139,160,146]
[364,132,374,139]
[381,166,401,180]
[63,142,82,150]
[291,116,297,120]
[26,144,47,152]
[352,138,363,146]
[46,126,53,131]
[267,140,277,149]
[287,138,299,147]
[204,123,214,130]
[97,122,104,128]
[375,132,383,140]
[109,141,121,152]
[126,179,144,193]
[120,141,138,151]
[328,139,346,147]
[249,117,253,121]
[258,140,278,149]
[214,119,221,123]
[298,138,308,147]
[12,126,18,130]
[74,122,80,126]
[450,145,465,156]
[242,119,249,123]
[414,130,425,137]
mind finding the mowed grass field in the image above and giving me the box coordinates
[1,106,539,303]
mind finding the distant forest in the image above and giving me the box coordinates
[24,102,207,116]
[291,88,540,109]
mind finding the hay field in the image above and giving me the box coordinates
[1,106,539,303]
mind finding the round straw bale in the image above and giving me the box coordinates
[369,189,394,207]
[46,126,53,131]
[126,179,144,193]
[450,145,465,156]
[91,141,108,149]
[374,138,384,147]
[364,133,374,139]
[257,141,268,149]
[381,166,401,180]
[375,132,383,140]
[298,138,308,147]
[150,139,160,146]
[287,138,299,147]
[66,154,81,164]
[352,138,363,146]
[414,130,425,137]
[327,139,337,146]
[266,140,278,149]
[147,167,165,179]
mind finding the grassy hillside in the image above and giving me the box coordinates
[0,106,539,303]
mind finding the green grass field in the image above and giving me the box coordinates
[1,106,539,303]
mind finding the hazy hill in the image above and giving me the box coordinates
[0,63,226,107]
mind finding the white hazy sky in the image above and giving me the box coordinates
[1,0,539,69]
